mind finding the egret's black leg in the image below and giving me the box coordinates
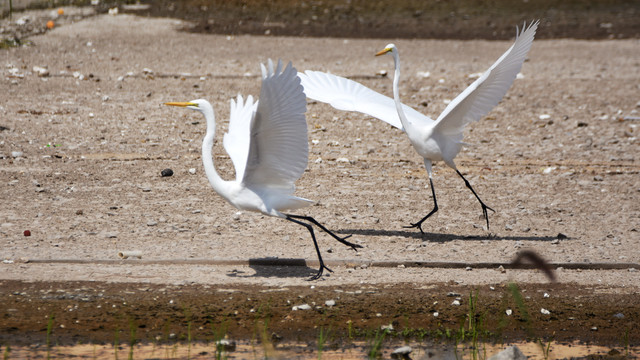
[285,214,361,251]
[285,216,332,280]
[404,177,438,234]
[455,169,495,230]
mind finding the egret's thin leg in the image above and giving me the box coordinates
[455,169,495,230]
[285,216,332,280]
[404,177,438,234]
[286,214,361,251]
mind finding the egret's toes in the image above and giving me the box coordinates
[308,265,333,281]
[403,223,425,234]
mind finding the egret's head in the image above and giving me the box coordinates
[375,43,396,57]
[164,99,208,112]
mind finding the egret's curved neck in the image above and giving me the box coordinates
[390,50,413,134]
[200,105,227,193]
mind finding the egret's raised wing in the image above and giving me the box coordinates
[298,70,435,131]
[434,20,538,136]
[223,94,258,182]
[242,59,308,189]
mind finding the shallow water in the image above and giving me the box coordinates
[5,340,637,359]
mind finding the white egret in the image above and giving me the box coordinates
[165,59,361,280]
[299,21,538,233]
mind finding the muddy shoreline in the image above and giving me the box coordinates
[2,280,638,348]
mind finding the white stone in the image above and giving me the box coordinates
[488,345,527,360]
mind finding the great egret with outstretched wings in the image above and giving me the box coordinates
[166,59,361,279]
[299,21,538,232]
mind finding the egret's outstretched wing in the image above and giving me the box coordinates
[242,59,308,189]
[434,20,538,136]
[223,94,258,182]
[298,70,434,131]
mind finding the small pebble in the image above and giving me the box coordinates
[215,339,236,351]
[293,304,311,311]
[161,168,174,177]
[391,345,412,359]
[188,168,196,174]
[33,66,49,77]
[325,300,336,307]
[506,309,513,316]
[540,308,551,315]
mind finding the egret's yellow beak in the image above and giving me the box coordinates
[165,102,197,107]
[375,48,392,56]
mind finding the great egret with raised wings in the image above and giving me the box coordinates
[299,21,538,233]
[165,59,361,280]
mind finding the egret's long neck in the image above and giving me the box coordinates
[391,51,413,134]
[200,105,227,194]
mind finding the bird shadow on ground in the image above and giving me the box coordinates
[338,228,561,243]
[226,258,320,279]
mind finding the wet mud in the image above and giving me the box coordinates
[2,280,638,350]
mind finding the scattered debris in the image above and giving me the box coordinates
[391,345,412,359]
[118,251,142,259]
[540,308,551,315]
[488,345,527,360]
[292,304,311,311]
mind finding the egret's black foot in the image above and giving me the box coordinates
[339,234,362,251]
[481,203,496,230]
[308,264,333,281]
[403,222,425,234]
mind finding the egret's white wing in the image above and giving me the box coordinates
[223,94,258,182]
[242,59,308,189]
[434,20,539,136]
[299,70,435,131]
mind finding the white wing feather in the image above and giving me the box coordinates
[434,20,538,136]
[223,94,258,182]
[298,70,435,131]
[242,59,308,189]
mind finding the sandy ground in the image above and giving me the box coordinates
[1,9,639,350]
[2,10,639,285]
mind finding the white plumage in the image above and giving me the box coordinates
[166,59,361,279]
[299,21,539,232]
